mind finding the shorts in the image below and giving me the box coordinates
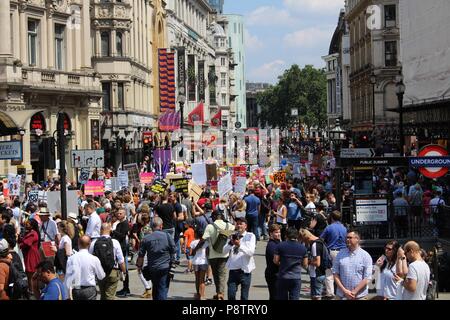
[193,264,209,272]
[185,250,193,261]
[310,275,326,298]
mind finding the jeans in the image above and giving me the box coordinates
[150,268,170,300]
[209,258,228,295]
[258,212,268,237]
[163,228,175,240]
[227,269,252,300]
[72,286,97,300]
[310,275,326,298]
[277,278,301,300]
[246,215,259,240]
[265,270,277,300]
[175,238,181,261]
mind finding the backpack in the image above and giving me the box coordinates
[1,261,29,300]
[93,237,115,276]
[212,222,231,254]
[314,239,333,270]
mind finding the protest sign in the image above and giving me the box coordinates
[140,172,155,185]
[234,176,247,195]
[104,179,112,192]
[172,179,189,193]
[118,170,129,190]
[124,163,140,188]
[79,168,90,185]
[7,174,21,196]
[272,171,286,184]
[151,180,168,195]
[206,163,218,181]
[38,191,47,202]
[47,190,78,216]
[85,180,105,196]
[192,163,207,185]
[189,181,203,203]
[28,190,39,203]
[218,174,233,198]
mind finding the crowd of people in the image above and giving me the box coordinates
[0,158,448,300]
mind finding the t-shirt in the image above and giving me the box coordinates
[202,219,235,260]
[12,208,21,222]
[190,239,208,266]
[274,240,307,280]
[244,194,260,217]
[59,235,72,253]
[265,239,280,275]
[378,263,399,300]
[308,241,325,278]
[183,227,195,249]
[287,201,301,221]
[155,203,175,230]
[401,260,430,300]
[320,222,347,250]
[40,278,68,300]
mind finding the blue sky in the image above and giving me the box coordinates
[223,0,346,84]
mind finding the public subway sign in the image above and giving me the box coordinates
[409,145,449,179]
[355,198,388,223]
[0,141,22,160]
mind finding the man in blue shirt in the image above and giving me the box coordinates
[320,210,347,299]
[273,227,308,300]
[244,189,261,241]
[33,260,68,300]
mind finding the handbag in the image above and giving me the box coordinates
[426,280,438,300]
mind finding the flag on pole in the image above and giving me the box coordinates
[188,102,204,125]
[210,109,222,127]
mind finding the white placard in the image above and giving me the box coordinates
[47,191,78,216]
[38,191,47,202]
[191,163,207,185]
[104,179,112,192]
[218,174,233,198]
[117,170,129,189]
[355,199,388,222]
[28,191,39,203]
[234,176,247,195]
[71,150,104,168]
[79,168,90,185]
[8,174,21,196]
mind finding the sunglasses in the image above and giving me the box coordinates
[385,247,393,251]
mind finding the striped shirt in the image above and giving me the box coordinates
[332,247,373,299]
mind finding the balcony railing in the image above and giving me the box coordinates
[21,67,100,90]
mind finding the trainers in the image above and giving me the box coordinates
[205,278,213,286]
[116,288,131,297]
[141,289,152,299]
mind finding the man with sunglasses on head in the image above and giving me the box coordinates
[332,231,372,300]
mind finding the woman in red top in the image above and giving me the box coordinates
[19,218,41,293]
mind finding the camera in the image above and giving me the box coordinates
[232,232,243,241]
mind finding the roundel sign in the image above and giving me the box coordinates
[418,145,449,179]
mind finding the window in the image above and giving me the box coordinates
[221,94,227,106]
[221,57,226,66]
[239,52,241,62]
[229,37,232,47]
[55,24,65,70]
[116,32,123,56]
[28,20,39,66]
[234,23,237,33]
[221,73,226,87]
[384,5,396,28]
[118,83,124,110]
[101,32,110,57]
[385,41,397,66]
[102,83,111,111]
[219,38,225,47]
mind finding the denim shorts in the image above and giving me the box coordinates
[193,264,209,272]
[310,275,326,298]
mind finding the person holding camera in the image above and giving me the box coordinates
[136,217,176,301]
[223,217,256,300]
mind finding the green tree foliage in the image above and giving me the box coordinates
[257,65,327,132]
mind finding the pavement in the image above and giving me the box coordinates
[116,239,450,301]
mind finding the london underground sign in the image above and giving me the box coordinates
[409,145,450,179]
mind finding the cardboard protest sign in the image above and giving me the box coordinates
[172,179,189,193]
[218,174,233,198]
[188,181,203,203]
[272,171,286,184]
[206,163,218,181]
[117,170,129,190]
[191,163,207,185]
[85,180,105,196]
[79,168,91,185]
[140,172,155,185]
[234,176,247,195]
[151,180,168,195]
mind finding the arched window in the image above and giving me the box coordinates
[101,31,110,57]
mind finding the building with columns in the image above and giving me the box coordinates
[0,0,102,182]
[345,0,400,148]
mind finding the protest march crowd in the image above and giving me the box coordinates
[0,146,449,301]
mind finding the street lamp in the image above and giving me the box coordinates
[370,72,377,127]
[395,73,406,156]
[330,118,347,211]
[178,88,186,129]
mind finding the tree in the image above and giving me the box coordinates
[257,64,327,133]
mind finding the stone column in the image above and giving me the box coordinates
[47,13,54,68]
[19,7,27,63]
[81,0,92,68]
[0,0,11,56]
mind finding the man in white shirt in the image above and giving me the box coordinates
[38,207,60,242]
[65,235,105,300]
[89,223,126,300]
[396,241,430,300]
[223,217,256,300]
[85,203,101,239]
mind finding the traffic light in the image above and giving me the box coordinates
[42,137,56,169]
[143,132,153,159]
[358,134,369,147]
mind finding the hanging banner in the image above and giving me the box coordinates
[172,179,189,193]
[208,65,216,104]
[79,168,91,185]
[140,172,156,185]
[177,47,186,91]
[151,179,168,195]
[85,180,105,196]
[159,48,176,112]
[198,60,205,101]
[187,54,196,101]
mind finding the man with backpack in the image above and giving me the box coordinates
[299,228,332,300]
[192,210,235,300]
[65,236,105,300]
[89,223,126,300]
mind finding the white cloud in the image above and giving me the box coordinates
[246,6,296,27]
[283,27,334,48]
[249,60,286,83]
[244,29,264,51]
[283,0,345,14]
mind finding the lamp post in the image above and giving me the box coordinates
[57,112,67,220]
[178,89,186,129]
[370,71,377,127]
[395,73,406,156]
[330,118,347,211]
